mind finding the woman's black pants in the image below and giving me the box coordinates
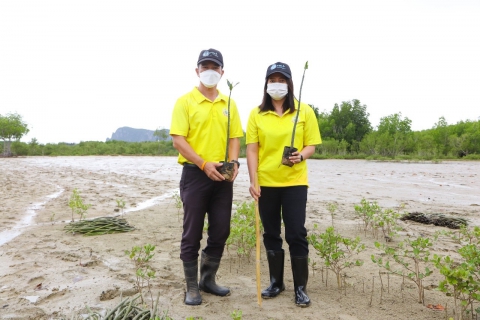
[258,186,308,257]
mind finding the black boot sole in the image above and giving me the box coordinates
[199,287,231,297]
[295,302,311,308]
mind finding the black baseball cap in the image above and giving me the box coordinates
[197,48,224,67]
[265,62,291,79]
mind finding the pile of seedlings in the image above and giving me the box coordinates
[400,212,468,229]
[64,216,135,236]
[79,295,170,320]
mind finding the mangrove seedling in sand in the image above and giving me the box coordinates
[372,236,434,304]
[308,225,365,288]
[68,188,91,221]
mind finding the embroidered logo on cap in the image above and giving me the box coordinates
[271,63,287,70]
[203,51,218,58]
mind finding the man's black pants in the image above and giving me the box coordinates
[179,165,233,262]
[258,186,308,257]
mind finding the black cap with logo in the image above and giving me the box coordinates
[197,48,224,67]
[265,62,292,79]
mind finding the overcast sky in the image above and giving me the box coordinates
[1,0,479,144]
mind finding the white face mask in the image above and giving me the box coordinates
[267,83,288,100]
[199,70,222,88]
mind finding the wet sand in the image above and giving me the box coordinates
[0,157,479,319]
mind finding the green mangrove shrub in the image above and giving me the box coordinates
[434,226,480,319]
[372,236,434,304]
[354,198,401,241]
[308,225,365,288]
[125,244,156,305]
[354,198,381,236]
[68,188,91,221]
[226,201,262,261]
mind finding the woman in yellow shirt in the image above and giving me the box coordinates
[246,62,321,307]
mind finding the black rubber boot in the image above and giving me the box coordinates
[198,251,230,296]
[291,255,311,307]
[183,259,202,305]
[262,250,285,298]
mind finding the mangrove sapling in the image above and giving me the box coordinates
[371,236,435,304]
[217,79,239,181]
[433,239,480,319]
[354,198,381,237]
[373,208,402,242]
[282,61,308,167]
[307,225,365,289]
[434,251,480,319]
[226,201,262,262]
[327,203,337,227]
[68,188,91,221]
[444,225,480,245]
[115,198,126,216]
[230,309,243,320]
[125,244,156,306]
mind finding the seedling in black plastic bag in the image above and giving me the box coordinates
[218,79,239,181]
[282,61,308,167]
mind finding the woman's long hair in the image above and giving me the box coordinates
[258,76,295,114]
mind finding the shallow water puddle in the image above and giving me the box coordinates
[124,188,179,213]
[0,188,64,247]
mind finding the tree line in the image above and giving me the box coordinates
[2,104,479,159]
[312,99,480,160]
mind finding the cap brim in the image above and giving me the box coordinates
[266,71,291,79]
[197,58,223,67]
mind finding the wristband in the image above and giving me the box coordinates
[300,154,304,162]
[200,161,207,171]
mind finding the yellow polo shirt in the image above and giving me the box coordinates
[246,101,321,187]
[170,87,243,165]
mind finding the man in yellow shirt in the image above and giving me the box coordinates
[170,48,243,305]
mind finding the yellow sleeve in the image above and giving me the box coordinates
[170,97,189,137]
[303,104,322,146]
[246,107,259,144]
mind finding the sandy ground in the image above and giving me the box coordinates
[1,156,480,320]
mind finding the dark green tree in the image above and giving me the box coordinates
[153,128,169,141]
[328,99,372,152]
[309,104,321,121]
[0,113,29,156]
[374,112,413,157]
[449,120,480,156]
[431,116,450,155]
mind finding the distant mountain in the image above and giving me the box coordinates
[106,127,171,142]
